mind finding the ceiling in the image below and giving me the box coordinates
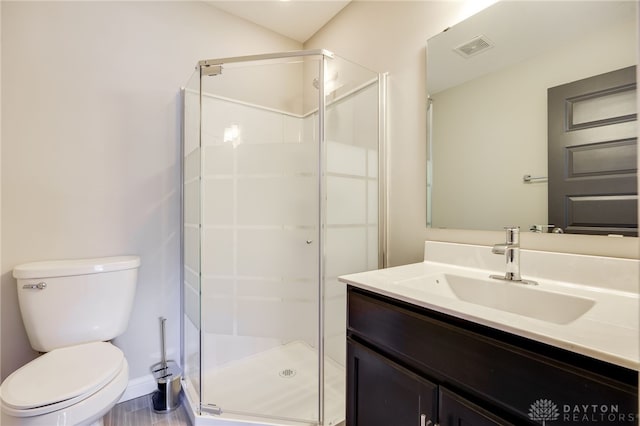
[207,1,351,43]
[427,0,636,93]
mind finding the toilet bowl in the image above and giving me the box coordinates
[0,256,140,426]
[1,342,128,426]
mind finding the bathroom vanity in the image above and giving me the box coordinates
[340,242,639,426]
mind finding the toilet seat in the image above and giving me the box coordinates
[0,342,124,417]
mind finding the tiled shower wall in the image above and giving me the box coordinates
[324,82,379,364]
[183,80,379,380]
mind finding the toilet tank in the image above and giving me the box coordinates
[13,256,140,352]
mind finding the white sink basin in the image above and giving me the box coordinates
[340,242,639,369]
[396,274,596,325]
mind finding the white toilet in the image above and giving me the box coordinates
[0,256,140,426]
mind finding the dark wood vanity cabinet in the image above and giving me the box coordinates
[347,340,437,425]
[348,339,510,426]
[346,287,639,426]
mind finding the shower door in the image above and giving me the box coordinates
[183,50,383,426]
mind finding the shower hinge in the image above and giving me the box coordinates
[201,65,222,77]
[201,403,223,416]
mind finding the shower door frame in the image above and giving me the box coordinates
[181,49,388,425]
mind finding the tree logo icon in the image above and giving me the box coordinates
[529,399,560,425]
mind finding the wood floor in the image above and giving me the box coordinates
[104,392,345,426]
[104,393,191,426]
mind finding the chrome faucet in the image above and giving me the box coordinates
[490,226,537,285]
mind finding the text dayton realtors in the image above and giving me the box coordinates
[562,404,637,423]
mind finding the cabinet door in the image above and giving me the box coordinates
[439,387,515,426]
[347,339,437,426]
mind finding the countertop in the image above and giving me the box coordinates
[339,243,639,371]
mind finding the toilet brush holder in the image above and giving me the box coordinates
[151,317,182,413]
[151,360,182,413]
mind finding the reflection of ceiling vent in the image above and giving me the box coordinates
[453,35,494,58]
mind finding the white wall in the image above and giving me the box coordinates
[1,0,300,397]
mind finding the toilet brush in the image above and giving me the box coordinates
[160,316,168,370]
[151,317,182,413]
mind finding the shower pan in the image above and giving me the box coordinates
[182,49,386,426]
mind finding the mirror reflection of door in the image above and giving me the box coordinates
[548,66,637,236]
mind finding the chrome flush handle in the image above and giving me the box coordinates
[23,282,47,290]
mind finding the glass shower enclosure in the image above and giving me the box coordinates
[182,50,385,426]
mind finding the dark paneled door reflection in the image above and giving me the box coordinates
[548,66,637,236]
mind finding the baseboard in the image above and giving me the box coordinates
[118,374,157,403]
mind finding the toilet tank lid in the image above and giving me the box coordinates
[13,256,141,279]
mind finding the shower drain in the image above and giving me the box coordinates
[279,368,297,378]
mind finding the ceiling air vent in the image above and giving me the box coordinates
[453,35,494,58]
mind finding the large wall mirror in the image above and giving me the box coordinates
[426,1,638,235]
